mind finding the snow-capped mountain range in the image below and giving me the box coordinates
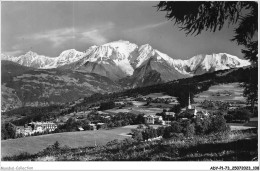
[1,40,250,83]
[1,40,251,111]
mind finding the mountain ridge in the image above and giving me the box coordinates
[1,40,250,71]
[1,40,250,83]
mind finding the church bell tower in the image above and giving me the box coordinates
[188,93,192,109]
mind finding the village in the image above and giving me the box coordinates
[14,90,243,138]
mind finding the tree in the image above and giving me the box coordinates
[170,104,181,114]
[156,126,165,136]
[170,121,183,133]
[185,123,195,137]
[135,114,145,124]
[1,122,17,140]
[131,129,143,142]
[53,141,60,149]
[209,115,229,133]
[99,101,115,111]
[157,1,258,110]
[241,67,258,113]
[156,2,257,51]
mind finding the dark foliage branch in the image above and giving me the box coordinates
[241,41,258,66]
[157,2,258,63]
[231,2,258,45]
[157,2,242,35]
[156,1,257,43]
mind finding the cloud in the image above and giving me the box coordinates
[18,23,114,47]
[80,22,114,45]
[81,29,108,45]
[124,21,169,33]
[2,50,23,56]
[19,28,75,47]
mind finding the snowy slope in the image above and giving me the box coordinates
[1,40,250,82]
[171,53,251,75]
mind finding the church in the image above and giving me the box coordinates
[177,94,202,119]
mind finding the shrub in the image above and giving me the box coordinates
[53,141,60,150]
[135,114,145,124]
[131,129,143,142]
[163,127,172,139]
[184,123,195,137]
[99,101,115,111]
[226,109,252,123]
[137,124,144,129]
[208,115,230,133]
[170,121,183,133]
[194,117,211,135]
[1,122,16,140]
[156,126,165,136]
[170,104,181,114]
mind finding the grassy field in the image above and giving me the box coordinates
[194,83,246,103]
[228,117,258,131]
[105,94,175,115]
[1,126,136,157]
[143,93,177,99]
[105,106,163,115]
[3,128,257,161]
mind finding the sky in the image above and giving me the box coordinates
[1,1,247,59]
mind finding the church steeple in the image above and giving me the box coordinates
[188,93,192,109]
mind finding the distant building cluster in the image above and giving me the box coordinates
[16,122,57,136]
[143,94,210,125]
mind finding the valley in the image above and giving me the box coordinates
[1,67,258,160]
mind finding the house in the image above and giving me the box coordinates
[97,111,109,115]
[144,115,164,125]
[195,110,209,118]
[144,115,155,124]
[228,106,239,110]
[16,126,25,136]
[165,112,175,117]
[24,124,33,136]
[78,127,84,131]
[114,102,125,106]
[29,122,57,132]
[165,121,171,125]
[97,123,107,129]
[89,124,97,130]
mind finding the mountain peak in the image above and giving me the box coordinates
[59,49,81,56]
[25,50,38,55]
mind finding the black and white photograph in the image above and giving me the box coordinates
[1,1,258,170]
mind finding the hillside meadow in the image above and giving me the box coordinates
[1,126,135,157]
